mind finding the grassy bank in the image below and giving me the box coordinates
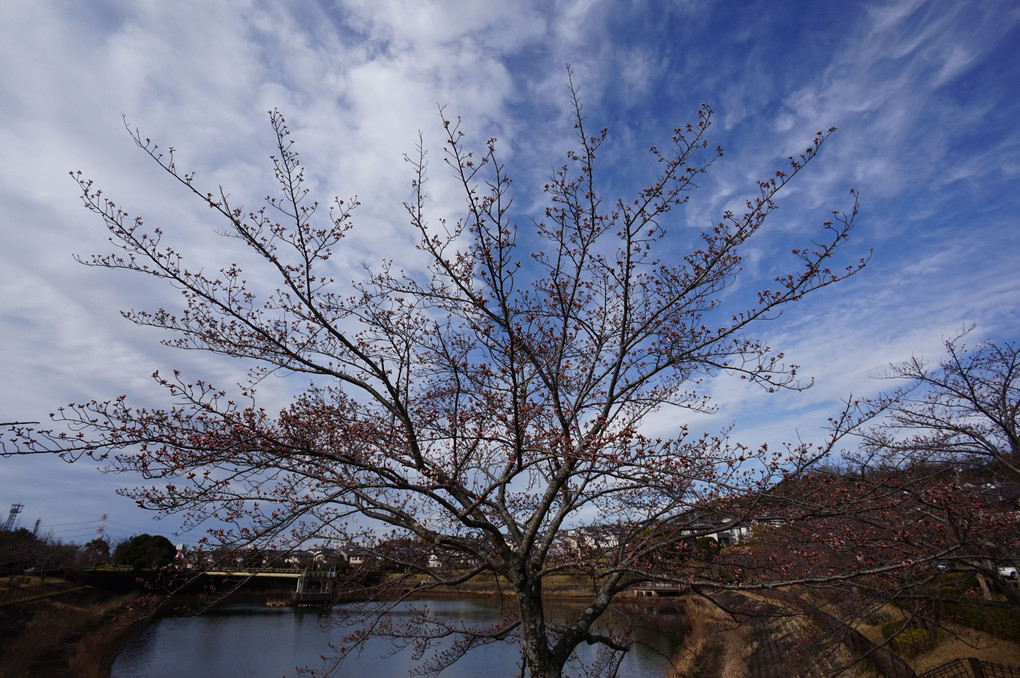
[666,596,751,678]
[0,578,157,678]
[854,603,1020,674]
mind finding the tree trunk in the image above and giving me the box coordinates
[517,584,563,678]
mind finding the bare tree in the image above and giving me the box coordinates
[864,334,1020,479]
[842,335,1020,611]
[6,76,870,676]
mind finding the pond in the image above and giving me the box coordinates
[112,597,687,677]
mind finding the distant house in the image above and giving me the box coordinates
[678,519,751,547]
[336,543,370,567]
[560,525,628,552]
[310,548,339,566]
[979,482,1020,511]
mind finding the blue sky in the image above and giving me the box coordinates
[1,0,1018,545]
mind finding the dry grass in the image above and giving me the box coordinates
[907,623,1020,674]
[666,597,714,678]
[668,596,748,678]
[1,602,77,676]
[717,622,754,678]
[854,604,1020,675]
[0,590,146,677]
[67,595,157,678]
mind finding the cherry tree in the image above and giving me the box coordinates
[863,335,1020,479]
[718,337,1020,667]
[848,336,1020,606]
[7,78,871,676]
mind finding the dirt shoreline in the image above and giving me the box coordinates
[0,583,152,677]
[92,598,163,677]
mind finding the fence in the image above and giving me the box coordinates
[762,589,915,678]
[917,658,1020,678]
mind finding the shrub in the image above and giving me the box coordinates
[944,602,1020,645]
[881,621,938,658]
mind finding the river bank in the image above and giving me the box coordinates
[8,569,1018,678]
[0,573,645,677]
[0,579,155,677]
[0,569,255,677]
[667,589,1020,678]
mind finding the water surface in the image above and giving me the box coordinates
[112,598,685,677]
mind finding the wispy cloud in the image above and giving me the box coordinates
[1,0,1017,540]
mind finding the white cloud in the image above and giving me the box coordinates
[1,0,1018,541]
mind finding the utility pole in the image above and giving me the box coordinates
[2,503,23,532]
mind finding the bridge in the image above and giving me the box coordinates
[632,582,687,597]
[203,567,341,604]
[203,568,303,579]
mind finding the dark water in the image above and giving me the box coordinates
[111,598,686,677]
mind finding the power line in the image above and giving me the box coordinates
[39,519,101,528]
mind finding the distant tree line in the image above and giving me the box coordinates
[0,529,176,575]
[0,528,81,575]
[111,533,175,571]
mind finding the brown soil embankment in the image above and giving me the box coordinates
[0,579,156,678]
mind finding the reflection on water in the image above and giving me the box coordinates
[112,598,686,677]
